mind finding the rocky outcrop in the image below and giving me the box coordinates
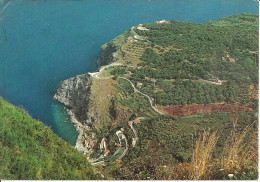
[54,73,92,125]
[67,109,90,152]
[54,73,93,151]
[54,29,128,150]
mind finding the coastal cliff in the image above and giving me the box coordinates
[54,31,127,122]
[54,73,93,151]
[53,14,258,180]
[54,73,91,124]
[54,31,129,151]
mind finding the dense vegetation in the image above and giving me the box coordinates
[137,13,258,59]
[102,107,257,179]
[109,13,258,107]
[0,98,101,180]
[154,80,239,105]
[96,75,258,179]
[1,13,257,180]
[101,13,259,180]
[207,13,259,30]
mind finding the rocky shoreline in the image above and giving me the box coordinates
[54,31,127,151]
[54,73,92,151]
[67,109,89,152]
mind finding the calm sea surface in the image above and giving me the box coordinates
[0,0,258,145]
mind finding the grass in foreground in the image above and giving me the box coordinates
[0,97,102,180]
[155,121,258,180]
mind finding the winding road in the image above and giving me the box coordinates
[88,62,123,79]
[115,130,129,160]
[86,28,224,164]
[90,130,129,165]
[113,131,123,157]
[87,59,165,165]
[130,122,138,140]
[91,155,104,165]
[88,62,165,115]
[118,77,165,115]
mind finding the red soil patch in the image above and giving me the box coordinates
[161,103,253,117]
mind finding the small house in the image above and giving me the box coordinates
[134,119,141,124]
[91,133,96,138]
[229,58,235,63]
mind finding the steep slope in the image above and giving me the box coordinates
[0,97,102,180]
[54,13,258,180]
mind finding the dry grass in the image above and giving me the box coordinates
[221,120,258,175]
[188,129,218,180]
[88,78,117,128]
[153,122,258,180]
[153,120,258,180]
[153,130,218,180]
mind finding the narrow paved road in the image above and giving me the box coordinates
[198,78,223,85]
[114,130,128,159]
[88,63,123,79]
[89,137,107,164]
[92,160,105,166]
[119,139,128,160]
[87,62,165,165]
[116,131,128,160]
[90,130,129,165]
[90,155,104,164]
[113,131,123,157]
[119,77,165,115]
[87,51,224,165]
[89,62,165,115]
[130,26,149,41]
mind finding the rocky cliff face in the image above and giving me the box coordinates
[55,30,127,122]
[54,73,93,151]
[54,30,128,149]
[54,73,92,125]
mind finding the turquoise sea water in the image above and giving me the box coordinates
[0,0,258,145]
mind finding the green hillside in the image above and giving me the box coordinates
[0,97,101,180]
[0,13,258,180]
[207,13,259,30]
[76,13,258,180]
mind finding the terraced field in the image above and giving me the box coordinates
[121,42,146,66]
